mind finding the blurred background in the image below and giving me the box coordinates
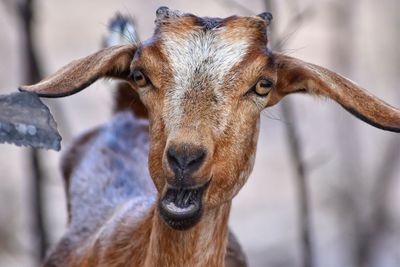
[0,0,399,266]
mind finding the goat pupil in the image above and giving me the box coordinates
[134,73,143,81]
[260,80,272,88]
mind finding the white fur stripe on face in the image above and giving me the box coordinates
[161,27,250,130]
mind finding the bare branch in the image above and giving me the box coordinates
[358,123,400,267]
[264,1,315,267]
[280,98,314,267]
[16,0,48,262]
[273,7,314,51]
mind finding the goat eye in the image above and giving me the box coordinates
[131,70,148,87]
[254,79,273,96]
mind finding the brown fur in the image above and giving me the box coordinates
[19,8,400,267]
[113,82,148,118]
[44,110,246,267]
[271,53,400,132]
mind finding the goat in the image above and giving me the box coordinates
[20,7,400,267]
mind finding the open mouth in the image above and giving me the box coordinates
[159,182,210,230]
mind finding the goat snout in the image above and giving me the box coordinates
[166,144,206,179]
[161,143,210,230]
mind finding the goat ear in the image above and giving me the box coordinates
[19,45,135,98]
[270,53,400,133]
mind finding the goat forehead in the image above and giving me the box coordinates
[154,15,268,90]
[150,15,268,93]
[160,28,249,85]
[145,14,269,131]
[158,28,250,129]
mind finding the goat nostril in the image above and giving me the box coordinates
[167,146,206,174]
[167,148,181,170]
[186,151,205,168]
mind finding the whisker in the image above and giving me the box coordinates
[261,109,285,123]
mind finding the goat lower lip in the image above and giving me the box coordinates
[159,182,209,230]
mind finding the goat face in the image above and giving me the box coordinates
[20,7,400,230]
[129,11,274,229]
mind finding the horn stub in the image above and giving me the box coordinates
[155,6,183,21]
[257,12,273,25]
[156,6,170,18]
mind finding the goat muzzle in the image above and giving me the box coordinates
[159,180,210,230]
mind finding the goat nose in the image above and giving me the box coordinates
[167,145,206,176]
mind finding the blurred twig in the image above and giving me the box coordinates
[281,99,314,267]
[328,1,400,266]
[264,1,314,267]
[359,129,400,267]
[16,0,48,262]
[273,7,313,51]
[327,1,372,266]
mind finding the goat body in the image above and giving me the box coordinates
[19,7,400,267]
[45,107,247,267]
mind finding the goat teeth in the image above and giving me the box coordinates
[165,202,195,214]
[183,191,192,205]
